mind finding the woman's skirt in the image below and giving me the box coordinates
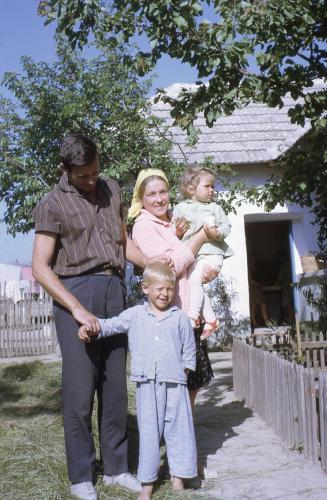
[187,325,214,391]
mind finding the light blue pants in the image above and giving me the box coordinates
[136,380,197,483]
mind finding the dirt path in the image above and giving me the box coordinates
[0,351,61,364]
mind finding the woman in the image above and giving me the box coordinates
[129,168,219,408]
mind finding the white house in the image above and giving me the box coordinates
[151,81,325,328]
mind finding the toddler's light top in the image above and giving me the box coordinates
[173,199,234,258]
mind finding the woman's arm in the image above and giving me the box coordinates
[192,225,221,283]
[123,223,173,268]
[133,220,194,276]
[133,219,218,278]
[185,227,209,254]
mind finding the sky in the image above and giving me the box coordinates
[0,0,199,265]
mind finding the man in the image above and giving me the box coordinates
[32,134,155,500]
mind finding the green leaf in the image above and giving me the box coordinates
[174,15,188,29]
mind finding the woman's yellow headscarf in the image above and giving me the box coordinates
[128,168,169,220]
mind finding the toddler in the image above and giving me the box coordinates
[78,262,197,500]
[173,165,233,339]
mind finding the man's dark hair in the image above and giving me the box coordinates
[59,134,98,169]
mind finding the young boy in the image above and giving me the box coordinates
[78,262,197,500]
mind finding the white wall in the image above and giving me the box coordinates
[221,165,320,321]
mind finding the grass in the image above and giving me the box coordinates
[0,359,206,500]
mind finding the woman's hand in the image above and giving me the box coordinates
[147,250,174,268]
[201,264,219,284]
[203,223,221,241]
[174,217,189,238]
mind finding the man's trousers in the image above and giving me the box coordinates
[53,274,128,484]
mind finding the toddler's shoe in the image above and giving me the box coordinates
[200,319,219,340]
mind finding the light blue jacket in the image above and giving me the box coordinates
[98,303,196,384]
[173,199,234,258]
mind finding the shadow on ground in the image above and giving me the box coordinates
[194,356,253,473]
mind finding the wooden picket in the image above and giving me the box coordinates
[0,282,57,357]
[302,328,327,375]
[319,371,327,472]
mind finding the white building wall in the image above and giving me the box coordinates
[221,166,320,321]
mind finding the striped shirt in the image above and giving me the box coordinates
[33,173,125,276]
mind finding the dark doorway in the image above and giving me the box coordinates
[245,221,294,328]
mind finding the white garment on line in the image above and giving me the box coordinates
[0,263,21,283]
[5,280,23,303]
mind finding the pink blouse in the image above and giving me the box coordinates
[132,209,194,313]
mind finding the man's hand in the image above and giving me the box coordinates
[78,320,101,342]
[174,217,189,238]
[71,306,100,333]
[201,264,219,284]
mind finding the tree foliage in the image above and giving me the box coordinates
[0,42,250,238]
[0,44,178,234]
[38,0,327,129]
[38,0,327,257]
[259,127,327,256]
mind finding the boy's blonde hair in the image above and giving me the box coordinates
[142,262,176,285]
[179,165,216,198]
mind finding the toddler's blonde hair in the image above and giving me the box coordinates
[142,262,176,285]
[179,165,216,198]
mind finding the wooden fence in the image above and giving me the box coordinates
[233,338,327,472]
[0,283,57,357]
[249,327,327,373]
[302,328,327,375]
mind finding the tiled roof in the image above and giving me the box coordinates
[151,81,326,165]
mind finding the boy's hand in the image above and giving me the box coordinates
[78,323,100,342]
[78,325,91,342]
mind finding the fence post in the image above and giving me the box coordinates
[319,372,327,472]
